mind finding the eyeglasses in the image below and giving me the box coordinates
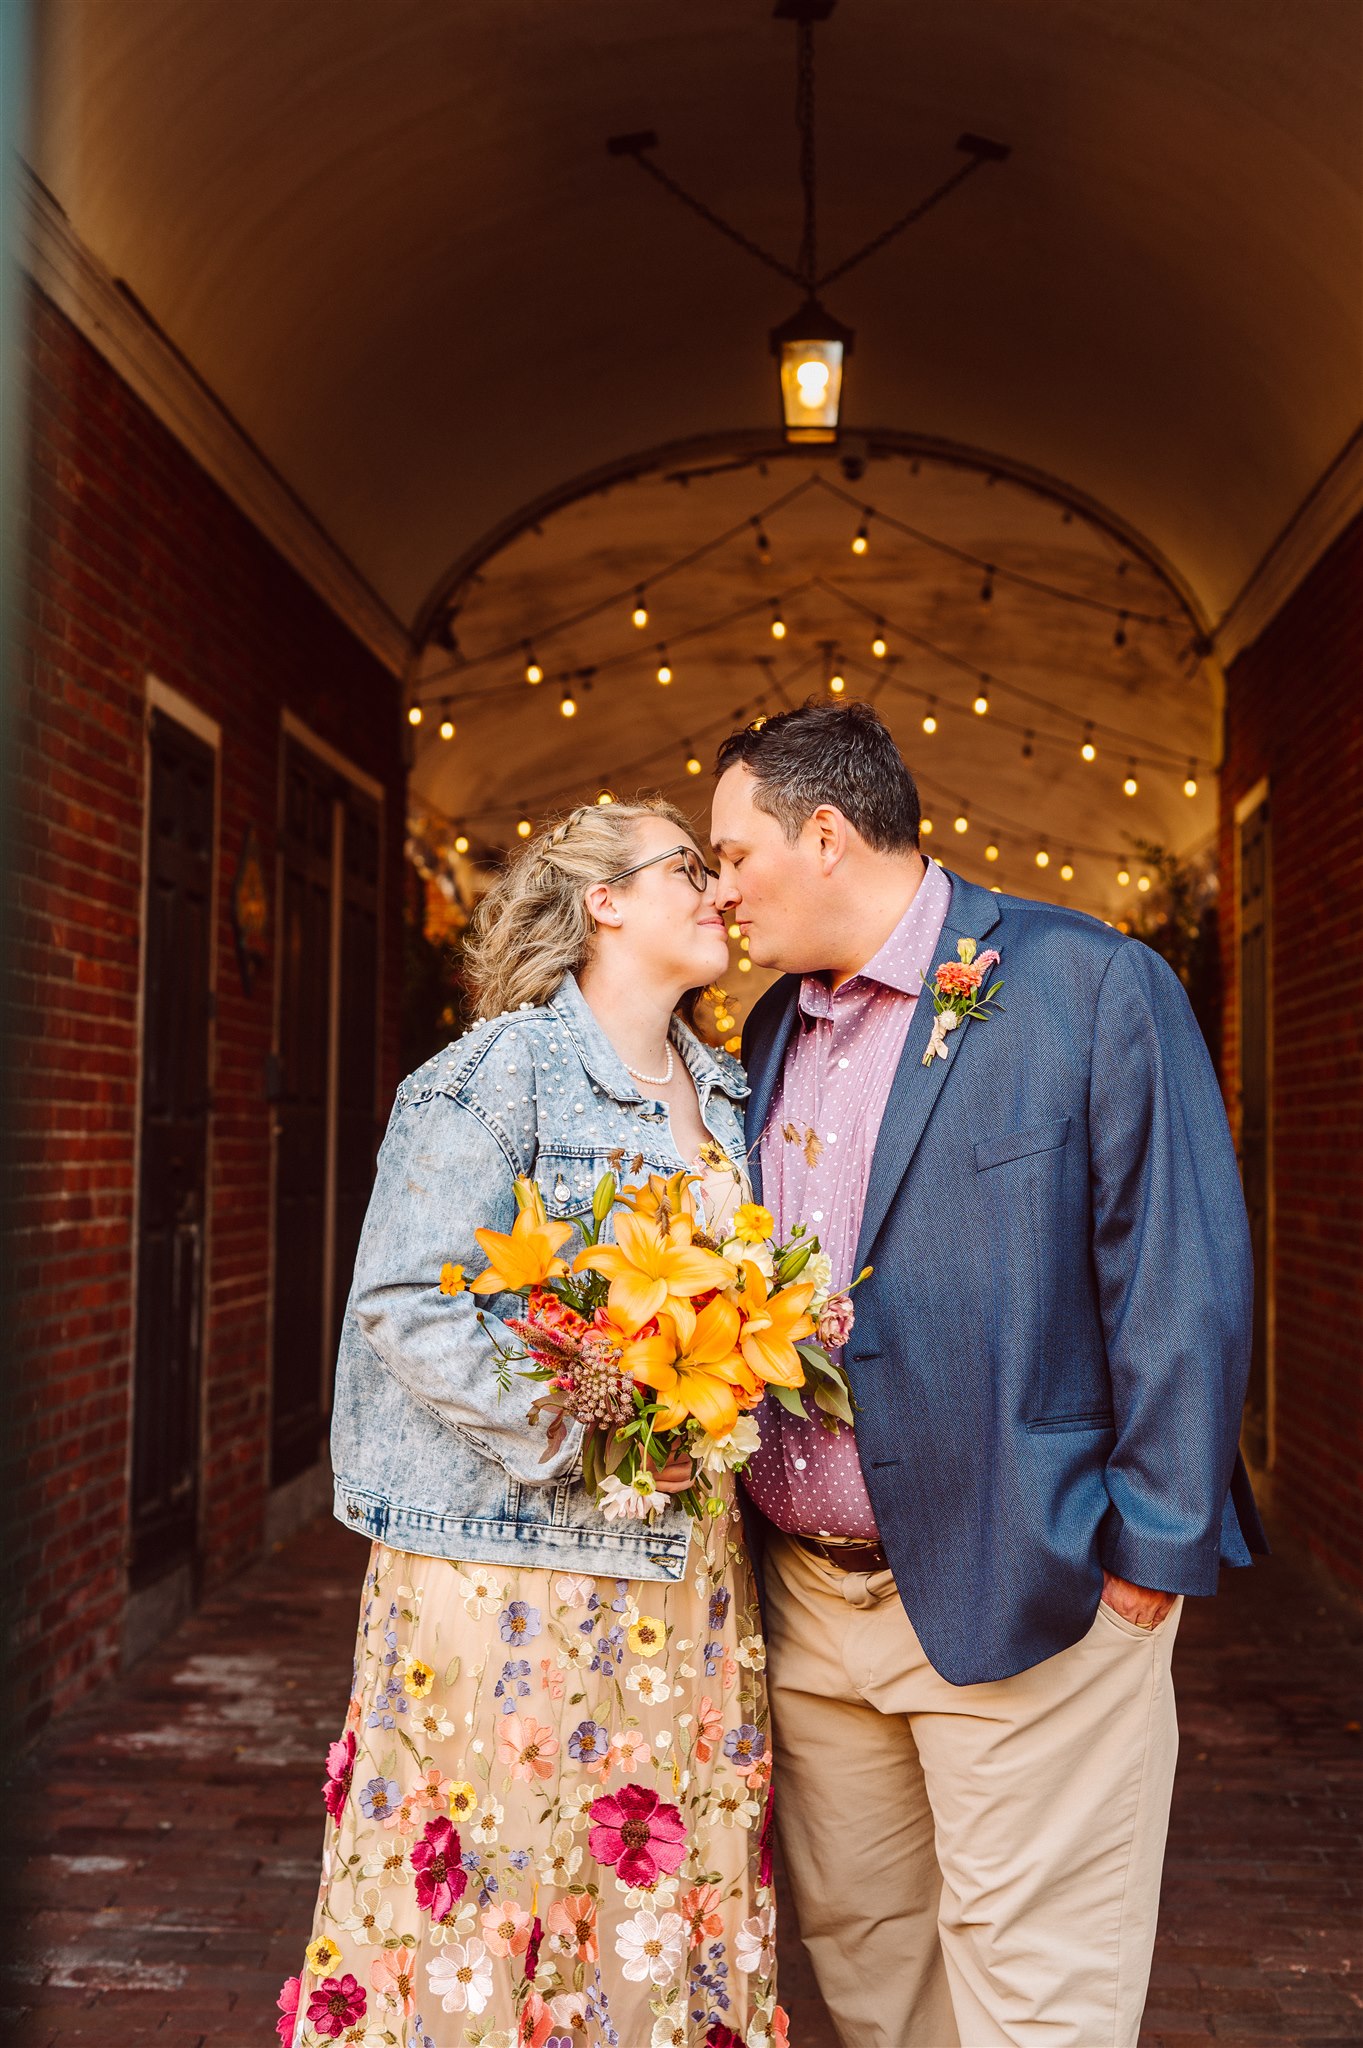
[600,843,718,893]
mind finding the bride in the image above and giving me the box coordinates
[279,800,787,2048]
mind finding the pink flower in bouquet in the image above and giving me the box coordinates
[275,1975,301,2045]
[815,1291,856,1350]
[411,1814,467,1922]
[588,1783,687,1888]
[322,1729,355,1820]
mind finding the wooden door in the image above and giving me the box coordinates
[131,710,214,1580]
[329,785,382,1379]
[1237,794,1271,1469]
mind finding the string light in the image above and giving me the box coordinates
[973,687,991,716]
[984,843,999,862]
[631,592,649,628]
[851,518,870,555]
[597,788,615,804]
[921,817,934,836]
[727,922,741,938]
[754,523,772,564]
[771,607,787,640]
[407,704,423,726]
[517,818,533,838]
[1060,861,1074,880]
[1035,848,1050,868]
[1114,611,1129,648]
[1184,763,1199,797]
[1123,763,1138,797]
[685,747,703,775]
[439,710,456,741]
[922,699,938,734]
[1021,730,1035,759]
[1136,874,1151,892]
[524,648,544,685]
[871,626,888,658]
[656,650,673,685]
[560,689,577,718]
[1116,866,1131,886]
[1081,725,1097,762]
[829,671,846,696]
[738,957,752,973]
[954,812,970,835]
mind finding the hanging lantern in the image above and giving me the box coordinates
[770,298,854,445]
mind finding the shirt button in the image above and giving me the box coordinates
[837,1058,849,1069]
[812,1211,823,1222]
[827,1133,837,1143]
[793,1458,807,1471]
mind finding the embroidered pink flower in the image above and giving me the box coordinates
[682,1883,725,1947]
[370,1948,418,2015]
[694,1696,724,1763]
[481,1896,534,1957]
[545,1889,598,1961]
[411,1815,467,1922]
[307,1973,367,2039]
[322,1731,355,1821]
[517,1988,554,2046]
[609,1727,653,1775]
[410,1764,450,1812]
[524,1914,544,1978]
[706,2025,743,2048]
[773,2005,791,2045]
[497,1711,561,1782]
[275,1974,301,2045]
[588,1784,687,1888]
[540,1656,566,1701]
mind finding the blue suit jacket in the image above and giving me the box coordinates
[742,868,1266,1685]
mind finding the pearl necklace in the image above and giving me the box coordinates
[623,1043,675,1087]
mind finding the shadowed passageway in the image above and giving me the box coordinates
[6,1513,1360,2047]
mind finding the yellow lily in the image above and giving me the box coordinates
[574,1210,736,1334]
[631,1295,763,1438]
[468,1200,573,1294]
[620,1169,698,1223]
[736,1260,816,1388]
[594,1301,680,1387]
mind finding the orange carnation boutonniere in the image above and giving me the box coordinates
[922,937,1003,1065]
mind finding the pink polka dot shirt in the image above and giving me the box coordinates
[742,856,952,1539]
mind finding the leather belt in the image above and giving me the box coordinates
[791,1532,889,1574]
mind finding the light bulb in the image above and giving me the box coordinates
[973,692,990,716]
[984,843,999,863]
[1035,848,1050,868]
[871,633,888,659]
[439,716,455,741]
[738,956,752,973]
[795,358,830,406]
[1060,861,1074,880]
[407,704,423,726]
[1123,771,1138,797]
[1184,773,1198,797]
[727,923,741,938]
[560,691,577,718]
[954,814,969,834]
[454,834,470,854]
[851,522,869,555]
[685,754,702,776]
[657,658,672,685]
[922,712,938,735]
[829,672,846,695]
[1081,739,1096,762]
[517,818,532,838]
[597,789,614,805]
[525,657,543,685]
[920,817,934,836]
[770,611,787,640]
[1117,867,1130,886]
[632,595,648,628]
[1137,874,1151,892]
[739,937,750,952]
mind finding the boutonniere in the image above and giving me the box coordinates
[922,938,1003,1065]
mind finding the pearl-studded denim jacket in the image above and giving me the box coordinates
[330,972,750,1582]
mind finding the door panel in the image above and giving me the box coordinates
[1237,795,1271,1469]
[131,711,214,1580]
[330,787,381,1378]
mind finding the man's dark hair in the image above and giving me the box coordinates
[714,699,921,852]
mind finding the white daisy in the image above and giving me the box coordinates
[734,1633,767,1671]
[469,1798,504,1847]
[536,1823,583,1887]
[625,1663,673,1705]
[712,1785,761,1829]
[338,1883,393,1946]
[359,1840,411,1886]
[735,1903,777,1976]
[427,1937,494,2014]
[615,1906,685,1986]
[456,1568,505,1617]
[652,2014,689,2047]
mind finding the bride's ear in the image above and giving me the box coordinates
[584,881,624,929]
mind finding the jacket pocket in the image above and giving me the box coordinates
[1027,1410,1114,1434]
[974,1116,1071,1172]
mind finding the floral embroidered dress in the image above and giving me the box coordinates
[281,1162,786,2048]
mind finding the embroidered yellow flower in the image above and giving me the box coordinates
[403,1658,435,1698]
[731,1203,774,1244]
[628,1614,666,1658]
[306,1935,342,1975]
[439,1262,466,1296]
[447,1779,478,1820]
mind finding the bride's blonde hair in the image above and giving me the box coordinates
[463,797,695,1017]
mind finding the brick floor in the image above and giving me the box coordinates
[5,1514,1360,2047]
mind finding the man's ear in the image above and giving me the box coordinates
[811,805,848,873]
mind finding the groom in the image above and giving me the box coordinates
[709,701,1264,2048]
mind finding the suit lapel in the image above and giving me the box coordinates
[853,870,1003,1273]
[742,976,801,1205]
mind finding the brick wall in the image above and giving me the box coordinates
[1218,511,1363,1595]
[8,285,406,1737]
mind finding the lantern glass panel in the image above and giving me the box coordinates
[777,337,845,442]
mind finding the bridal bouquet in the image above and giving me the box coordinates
[443,1168,861,1523]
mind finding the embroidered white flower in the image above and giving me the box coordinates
[564,1781,599,1831]
[554,1632,592,1672]
[338,1883,393,1946]
[652,2013,689,2046]
[427,1937,494,2013]
[536,1822,583,1887]
[552,1991,594,2032]
[625,1662,674,1705]
[469,1798,504,1847]
[734,1633,766,1671]
[615,1906,686,1985]
[735,1903,778,1976]
[553,1572,594,1608]
[411,1700,455,1742]
[456,1567,505,1616]
[359,1839,411,1886]
[712,1784,761,1829]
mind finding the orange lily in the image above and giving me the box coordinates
[736,1261,815,1388]
[619,1169,698,1223]
[574,1210,736,1334]
[630,1295,763,1438]
[469,1194,573,1294]
[593,1301,680,1387]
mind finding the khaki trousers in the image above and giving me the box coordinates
[763,1532,1181,2048]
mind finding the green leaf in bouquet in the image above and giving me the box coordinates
[769,1381,810,1418]
[603,1431,633,1477]
[812,1378,856,1425]
[794,1340,836,1378]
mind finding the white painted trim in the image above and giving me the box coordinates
[146,674,221,751]
[1215,428,1363,665]
[19,165,410,678]
[1233,775,1271,827]
[320,795,345,1386]
[280,707,385,802]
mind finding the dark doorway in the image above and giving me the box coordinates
[1237,791,1271,1470]
[130,709,215,1583]
[270,736,381,1487]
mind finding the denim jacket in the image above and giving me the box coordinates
[330,972,751,1581]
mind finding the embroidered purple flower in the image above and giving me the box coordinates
[702,1640,722,1676]
[321,1729,356,1821]
[499,1599,543,1644]
[359,1773,401,1823]
[307,1973,367,2040]
[495,1656,533,1710]
[722,1724,767,1768]
[411,1814,467,1923]
[568,1718,611,1766]
[707,1586,731,1630]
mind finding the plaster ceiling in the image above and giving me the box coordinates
[31,0,1363,631]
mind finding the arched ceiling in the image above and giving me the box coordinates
[31,0,1362,632]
